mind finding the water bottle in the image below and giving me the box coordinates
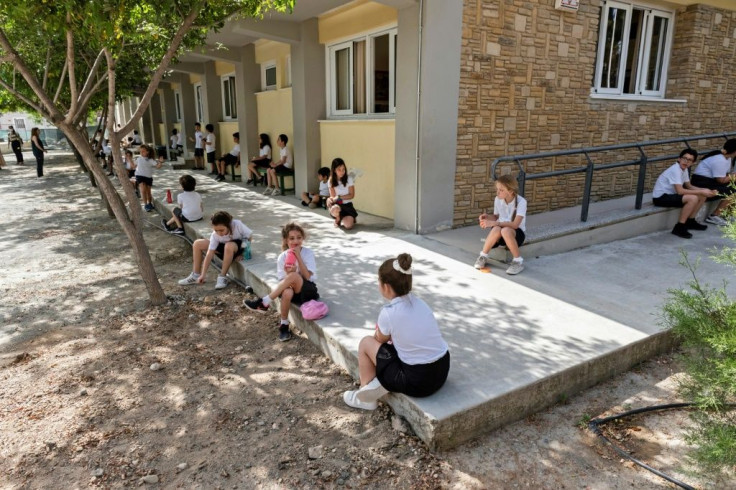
[284,248,296,268]
[243,240,252,260]
[165,189,172,203]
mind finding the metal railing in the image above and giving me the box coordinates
[491,132,736,222]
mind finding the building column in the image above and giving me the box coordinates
[203,61,223,127]
[394,0,463,233]
[234,44,261,166]
[291,18,325,195]
[149,92,163,146]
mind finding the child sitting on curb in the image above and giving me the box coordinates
[343,253,450,410]
[215,132,240,182]
[243,222,319,342]
[178,211,253,290]
[301,167,331,209]
[162,174,203,235]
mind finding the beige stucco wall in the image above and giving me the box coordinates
[255,40,291,89]
[255,88,294,156]
[319,0,397,44]
[455,1,736,226]
[214,61,235,77]
[188,74,201,84]
[319,119,395,219]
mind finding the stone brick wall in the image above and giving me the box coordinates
[455,1,736,226]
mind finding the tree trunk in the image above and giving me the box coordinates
[62,124,167,305]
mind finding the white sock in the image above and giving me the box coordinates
[192,272,200,278]
[280,319,289,326]
[479,251,488,257]
[261,295,272,306]
[512,257,523,264]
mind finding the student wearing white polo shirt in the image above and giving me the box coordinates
[691,139,736,226]
[264,134,293,195]
[652,148,717,239]
[342,253,450,411]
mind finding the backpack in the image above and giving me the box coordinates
[300,300,329,321]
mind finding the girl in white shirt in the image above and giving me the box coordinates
[326,158,358,229]
[244,222,319,342]
[343,253,450,410]
[178,211,253,291]
[474,174,528,275]
[246,133,272,185]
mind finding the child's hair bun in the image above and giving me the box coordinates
[396,253,412,272]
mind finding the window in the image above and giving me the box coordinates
[174,91,182,121]
[327,28,397,116]
[194,83,204,123]
[221,74,237,119]
[261,62,277,91]
[593,1,673,98]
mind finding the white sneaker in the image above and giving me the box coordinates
[263,187,274,195]
[506,261,525,275]
[356,377,388,404]
[271,187,281,196]
[215,275,229,290]
[178,272,199,285]
[343,390,378,411]
[705,214,728,226]
[474,255,487,269]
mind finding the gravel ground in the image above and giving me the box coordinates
[0,157,731,489]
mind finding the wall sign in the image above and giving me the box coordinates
[555,0,580,11]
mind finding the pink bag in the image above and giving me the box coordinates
[300,300,329,320]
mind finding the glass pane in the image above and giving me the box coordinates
[335,47,350,111]
[353,41,366,113]
[623,9,644,94]
[223,80,231,117]
[175,93,181,120]
[229,77,237,115]
[196,86,203,122]
[373,34,389,113]
[644,16,668,91]
[265,67,277,88]
[600,6,627,90]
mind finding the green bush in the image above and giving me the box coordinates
[663,231,736,475]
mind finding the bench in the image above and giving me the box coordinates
[256,166,294,195]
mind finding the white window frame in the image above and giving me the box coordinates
[221,74,237,120]
[326,26,398,117]
[174,90,182,121]
[593,0,674,98]
[285,55,292,88]
[194,83,204,123]
[261,61,277,91]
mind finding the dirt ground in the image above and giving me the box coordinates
[0,158,731,489]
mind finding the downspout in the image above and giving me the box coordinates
[413,0,424,234]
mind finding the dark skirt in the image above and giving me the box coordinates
[376,343,450,398]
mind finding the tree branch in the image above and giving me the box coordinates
[73,73,109,127]
[41,41,52,91]
[0,29,64,122]
[53,60,68,105]
[118,3,204,136]
[66,12,79,120]
[76,49,106,108]
[0,77,47,116]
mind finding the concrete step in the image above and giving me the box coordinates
[148,168,734,450]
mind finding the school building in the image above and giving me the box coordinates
[117,0,736,233]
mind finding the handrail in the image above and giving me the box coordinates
[490,132,736,222]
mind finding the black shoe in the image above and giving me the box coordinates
[301,200,309,207]
[161,219,172,231]
[672,223,693,239]
[243,298,270,313]
[685,218,707,231]
[246,178,254,185]
[278,324,292,342]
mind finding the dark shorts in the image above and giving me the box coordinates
[221,154,238,166]
[214,239,243,259]
[194,148,204,157]
[127,169,136,179]
[135,175,153,186]
[252,157,271,169]
[206,151,216,164]
[336,201,359,220]
[376,343,450,398]
[173,207,202,223]
[691,174,734,200]
[272,165,293,175]
[492,228,526,248]
[653,193,684,208]
[286,280,319,305]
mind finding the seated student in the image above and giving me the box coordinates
[169,128,182,160]
[131,130,142,146]
[246,133,272,185]
[691,138,736,226]
[652,148,717,239]
[301,167,331,209]
[474,174,527,275]
[215,132,240,182]
[162,174,204,235]
[264,134,293,195]
[342,253,450,410]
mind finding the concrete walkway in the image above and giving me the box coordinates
[150,166,736,450]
